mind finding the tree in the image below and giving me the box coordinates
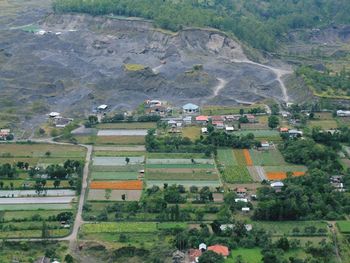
[41,221,49,239]
[64,254,74,263]
[125,157,130,165]
[39,128,46,135]
[45,151,51,157]
[0,181,3,189]
[53,179,61,188]
[239,109,244,115]
[268,116,279,129]
[105,189,112,200]
[198,250,224,263]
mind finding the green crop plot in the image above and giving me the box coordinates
[91,172,139,180]
[145,163,214,169]
[222,165,252,183]
[81,222,158,233]
[337,221,350,233]
[217,148,237,166]
[249,149,286,166]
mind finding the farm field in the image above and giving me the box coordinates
[90,180,143,190]
[145,171,219,181]
[182,126,201,140]
[0,229,70,238]
[93,151,145,157]
[97,122,156,129]
[2,210,72,221]
[249,148,286,166]
[309,120,338,129]
[91,171,139,180]
[97,129,148,136]
[92,164,142,172]
[81,222,158,233]
[0,203,73,210]
[146,180,221,188]
[217,148,238,166]
[233,130,280,140]
[233,149,247,166]
[222,165,252,183]
[147,158,213,164]
[93,156,144,166]
[88,189,142,201]
[253,221,328,236]
[266,171,305,180]
[145,163,214,169]
[95,135,145,145]
[226,248,262,263]
[147,152,206,159]
[337,221,350,234]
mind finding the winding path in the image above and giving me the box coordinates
[231,59,292,102]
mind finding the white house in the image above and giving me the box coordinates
[182,103,199,114]
[337,110,350,117]
[288,129,303,137]
[97,104,108,111]
[242,207,250,212]
[271,181,284,189]
[225,126,234,132]
[201,127,208,134]
[49,112,60,118]
[235,198,248,203]
[183,116,192,125]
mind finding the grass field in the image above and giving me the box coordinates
[145,171,219,181]
[157,222,187,230]
[92,165,143,172]
[217,148,237,166]
[93,151,145,157]
[147,152,206,159]
[222,165,252,183]
[0,203,73,211]
[0,144,85,157]
[253,221,327,236]
[91,171,139,180]
[96,136,145,145]
[0,229,70,238]
[97,122,156,129]
[309,120,338,129]
[145,163,215,169]
[2,210,72,221]
[81,222,158,233]
[182,126,201,140]
[233,130,281,140]
[337,221,350,233]
[249,149,286,166]
[226,248,262,263]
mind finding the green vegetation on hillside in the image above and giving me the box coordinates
[53,0,350,51]
[297,66,350,99]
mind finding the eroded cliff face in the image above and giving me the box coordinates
[1,11,289,122]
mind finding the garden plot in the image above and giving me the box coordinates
[92,164,143,172]
[97,129,148,136]
[0,203,73,211]
[94,146,146,152]
[217,149,238,166]
[233,130,280,139]
[0,189,75,197]
[0,196,75,204]
[249,149,286,166]
[91,171,139,180]
[93,156,144,166]
[222,165,252,183]
[147,159,214,165]
[263,165,307,180]
[81,222,158,234]
[145,170,219,181]
[88,189,142,201]
[145,163,215,169]
[146,180,221,188]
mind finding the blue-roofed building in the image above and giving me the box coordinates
[182,103,199,114]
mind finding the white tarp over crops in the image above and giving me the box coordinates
[93,156,145,166]
[146,159,214,164]
[0,196,75,204]
[97,130,148,136]
[0,189,76,198]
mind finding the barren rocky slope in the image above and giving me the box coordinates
[0,0,295,122]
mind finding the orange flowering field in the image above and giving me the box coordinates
[266,171,305,180]
[90,180,143,190]
[243,149,253,166]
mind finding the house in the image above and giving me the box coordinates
[337,110,350,117]
[271,181,284,191]
[54,117,73,128]
[182,103,199,114]
[225,126,234,133]
[224,115,240,121]
[97,104,108,111]
[280,111,290,118]
[236,187,247,197]
[279,127,289,133]
[289,129,303,138]
[330,175,342,183]
[199,243,207,252]
[183,116,192,125]
[195,115,209,124]
[147,100,162,107]
[220,224,234,231]
[0,129,10,140]
[235,198,248,203]
[212,121,224,129]
[242,207,250,212]
[49,112,60,118]
[245,114,256,123]
[207,245,230,258]
[260,141,270,150]
[201,127,208,134]
[210,115,224,122]
[146,105,167,116]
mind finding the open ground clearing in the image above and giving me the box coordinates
[337,221,350,234]
[182,126,201,140]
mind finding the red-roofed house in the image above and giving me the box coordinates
[212,121,224,129]
[196,115,209,125]
[245,114,256,123]
[210,115,224,122]
[207,245,230,258]
[189,249,202,263]
[279,127,289,133]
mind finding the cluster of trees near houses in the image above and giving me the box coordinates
[145,129,258,154]
[53,0,350,52]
